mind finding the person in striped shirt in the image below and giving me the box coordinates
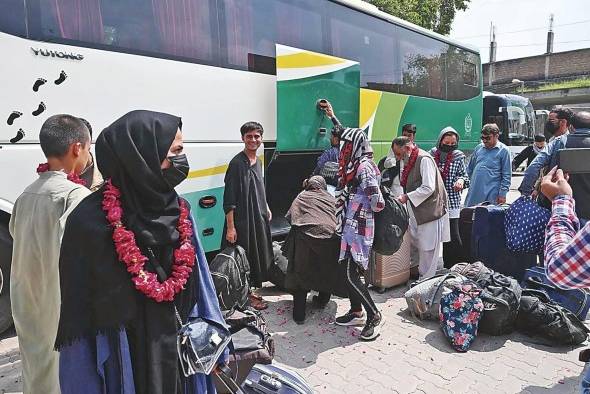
[541,166,590,393]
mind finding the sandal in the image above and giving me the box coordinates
[249,294,268,310]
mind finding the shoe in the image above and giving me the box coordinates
[360,312,383,341]
[335,310,366,326]
[249,294,268,310]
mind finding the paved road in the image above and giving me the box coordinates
[0,175,584,393]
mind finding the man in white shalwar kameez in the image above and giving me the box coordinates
[9,115,91,394]
[392,137,450,279]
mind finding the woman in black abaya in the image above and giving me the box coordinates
[56,110,225,394]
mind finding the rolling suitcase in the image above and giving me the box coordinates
[216,363,313,394]
[367,231,411,293]
[522,266,590,320]
[471,204,537,281]
[458,206,478,263]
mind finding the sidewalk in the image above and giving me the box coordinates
[0,176,584,393]
[259,285,583,394]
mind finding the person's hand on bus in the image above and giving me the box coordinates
[321,100,334,119]
[496,196,507,204]
[453,179,464,192]
[541,166,572,201]
[226,227,237,244]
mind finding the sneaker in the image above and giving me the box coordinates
[360,312,383,341]
[335,310,366,326]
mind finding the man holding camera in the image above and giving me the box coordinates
[540,166,590,392]
[313,100,342,179]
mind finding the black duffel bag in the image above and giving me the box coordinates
[517,289,589,346]
[451,262,522,335]
[373,186,409,255]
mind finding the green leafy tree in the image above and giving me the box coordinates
[365,0,470,35]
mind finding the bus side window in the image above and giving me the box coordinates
[34,0,217,65]
[218,0,324,73]
[327,1,397,92]
[0,0,26,37]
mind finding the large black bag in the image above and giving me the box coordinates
[451,262,522,335]
[209,245,251,313]
[517,289,589,346]
[373,186,409,255]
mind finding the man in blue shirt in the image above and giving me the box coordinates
[464,123,512,206]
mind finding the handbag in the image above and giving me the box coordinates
[505,196,550,254]
[146,247,231,377]
[439,280,484,352]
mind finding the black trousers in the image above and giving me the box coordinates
[443,218,463,269]
[292,290,331,322]
[346,258,378,320]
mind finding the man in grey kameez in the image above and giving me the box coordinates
[9,115,91,393]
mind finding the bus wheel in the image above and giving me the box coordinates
[0,224,13,334]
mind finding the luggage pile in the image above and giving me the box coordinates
[404,261,590,352]
[209,246,315,393]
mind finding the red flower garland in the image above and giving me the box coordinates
[102,179,195,302]
[434,150,452,180]
[36,162,87,186]
[400,145,419,188]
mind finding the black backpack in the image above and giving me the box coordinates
[373,186,409,255]
[517,289,589,346]
[451,262,522,335]
[209,245,250,314]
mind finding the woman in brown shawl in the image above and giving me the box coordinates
[283,176,347,323]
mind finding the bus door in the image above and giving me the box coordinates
[266,44,360,238]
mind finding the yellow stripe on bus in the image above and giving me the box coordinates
[187,155,264,179]
[277,52,345,69]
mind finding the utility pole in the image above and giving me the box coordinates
[488,22,497,86]
[546,14,554,54]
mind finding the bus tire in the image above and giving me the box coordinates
[0,224,13,334]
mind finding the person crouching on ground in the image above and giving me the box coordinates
[334,128,385,341]
[429,127,469,268]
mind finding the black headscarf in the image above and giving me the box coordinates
[96,110,182,246]
[56,111,198,394]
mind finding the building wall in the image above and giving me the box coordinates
[483,48,590,85]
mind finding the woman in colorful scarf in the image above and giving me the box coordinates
[429,126,470,268]
[334,128,385,341]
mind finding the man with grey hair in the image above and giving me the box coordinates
[465,123,512,207]
[9,114,91,393]
[392,136,450,279]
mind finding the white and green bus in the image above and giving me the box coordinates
[0,0,482,330]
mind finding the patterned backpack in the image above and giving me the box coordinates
[439,280,484,352]
[505,196,550,254]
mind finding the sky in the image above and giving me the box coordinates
[450,0,590,64]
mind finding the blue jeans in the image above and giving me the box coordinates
[581,363,590,393]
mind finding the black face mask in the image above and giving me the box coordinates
[440,144,457,153]
[545,120,559,135]
[162,154,189,188]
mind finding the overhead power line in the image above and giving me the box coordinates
[478,38,590,49]
[455,19,590,40]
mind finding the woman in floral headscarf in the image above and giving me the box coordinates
[334,128,385,341]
